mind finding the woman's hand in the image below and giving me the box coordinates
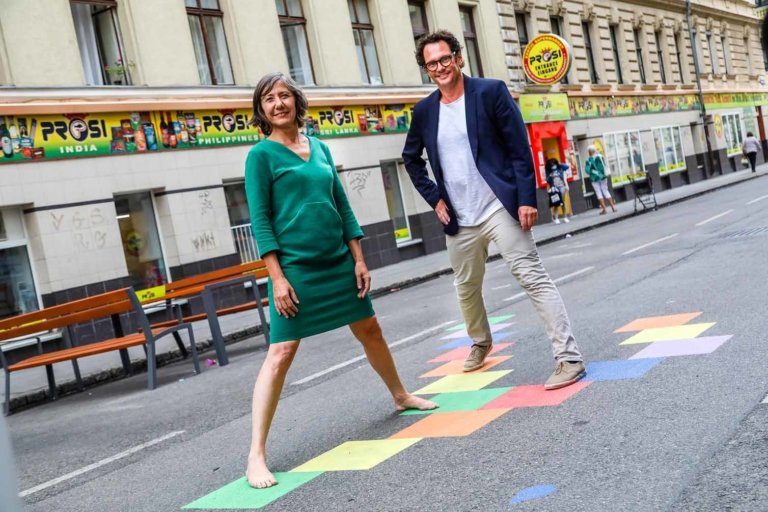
[273,276,299,317]
[355,261,371,299]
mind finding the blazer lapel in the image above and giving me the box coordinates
[427,92,442,178]
[463,75,479,162]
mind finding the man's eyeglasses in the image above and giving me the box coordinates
[423,53,456,72]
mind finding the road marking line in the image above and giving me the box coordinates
[19,431,185,498]
[695,209,734,227]
[503,266,594,302]
[547,252,578,260]
[291,321,456,386]
[621,233,679,256]
[762,393,768,404]
[747,194,768,205]
[492,284,512,290]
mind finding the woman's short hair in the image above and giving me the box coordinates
[250,72,308,136]
[747,131,754,137]
[414,30,463,68]
[587,145,597,154]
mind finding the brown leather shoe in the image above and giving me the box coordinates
[463,344,493,372]
[544,361,586,390]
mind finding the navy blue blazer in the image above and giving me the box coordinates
[402,75,537,236]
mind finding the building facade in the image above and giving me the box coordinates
[0,0,763,327]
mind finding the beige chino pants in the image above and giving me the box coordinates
[445,208,583,362]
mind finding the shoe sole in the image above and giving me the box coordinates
[463,346,493,372]
[544,369,586,390]
[463,362,486,372]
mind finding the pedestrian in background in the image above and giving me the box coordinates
[742,132,760,173]
[244,72,436,489]
[0,416,23,512]
[546,158,570,224]
[585,146,617,215]
[402,30,586,389]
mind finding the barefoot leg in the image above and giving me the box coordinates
[349,317,437,412]
[247,340,300,488]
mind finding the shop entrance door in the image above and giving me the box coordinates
[528,121,575,216]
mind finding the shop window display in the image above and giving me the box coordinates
[721,113,744,157]
[381,161,412,243]
[0,210,39,320]
[603,130,645,186]
[114,193,168,291]
[653,126,686,174]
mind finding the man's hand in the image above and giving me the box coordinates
[434,199,451,225]
[518,206,538,232]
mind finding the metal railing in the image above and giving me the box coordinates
[230,223,259,263]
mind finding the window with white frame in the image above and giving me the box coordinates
[70,0,131,85]
[706,31,718,75]
[653,126,686,175]
[186,0,235,85]
[603,130,645,185]
[721,113,744,157]
[0,209,40,320]
[408,0,431,84]
[380,161,412,243]
[459,5,483,77]
[721,34,732,75]
[348,0,382,85]
[276,0,315,85]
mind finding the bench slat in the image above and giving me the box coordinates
[7,328,167,372]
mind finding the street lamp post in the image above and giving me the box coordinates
[686,0,717,177]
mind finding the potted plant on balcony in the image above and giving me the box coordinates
[104,58,127,85]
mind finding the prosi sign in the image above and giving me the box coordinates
[522,34,572,85]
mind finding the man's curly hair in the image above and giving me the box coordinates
[414,30,463,68]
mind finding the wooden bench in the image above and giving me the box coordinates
[0,288,199,415]
[143,260,271,366]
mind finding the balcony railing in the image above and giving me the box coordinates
[230,223,259,263]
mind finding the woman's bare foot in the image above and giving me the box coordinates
[394,393,439,411]
[246,454,277,489]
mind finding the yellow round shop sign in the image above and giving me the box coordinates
[523,34,572,85]
[714,114,724,138]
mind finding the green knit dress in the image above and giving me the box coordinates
[244,136,374,343]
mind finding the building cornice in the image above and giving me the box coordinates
[609,0,759,24]
[0,86,439,115]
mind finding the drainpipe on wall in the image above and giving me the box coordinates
[686,0,717,177]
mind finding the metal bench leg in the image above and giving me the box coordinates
[187,326,201,375]
[71,360,84,391]
[202,290,229,367]
[146,342,157,391]
[172,331,189,359]
[119,348,133,376]
[45,364,58,400]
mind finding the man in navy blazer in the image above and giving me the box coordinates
[402,30,585,389]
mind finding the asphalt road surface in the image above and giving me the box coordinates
[9,175,768,511]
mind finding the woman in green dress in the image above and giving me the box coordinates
[244,73,437,489]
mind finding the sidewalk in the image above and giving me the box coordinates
[4,167,766,411]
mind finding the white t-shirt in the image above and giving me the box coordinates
[436,95,503,226]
